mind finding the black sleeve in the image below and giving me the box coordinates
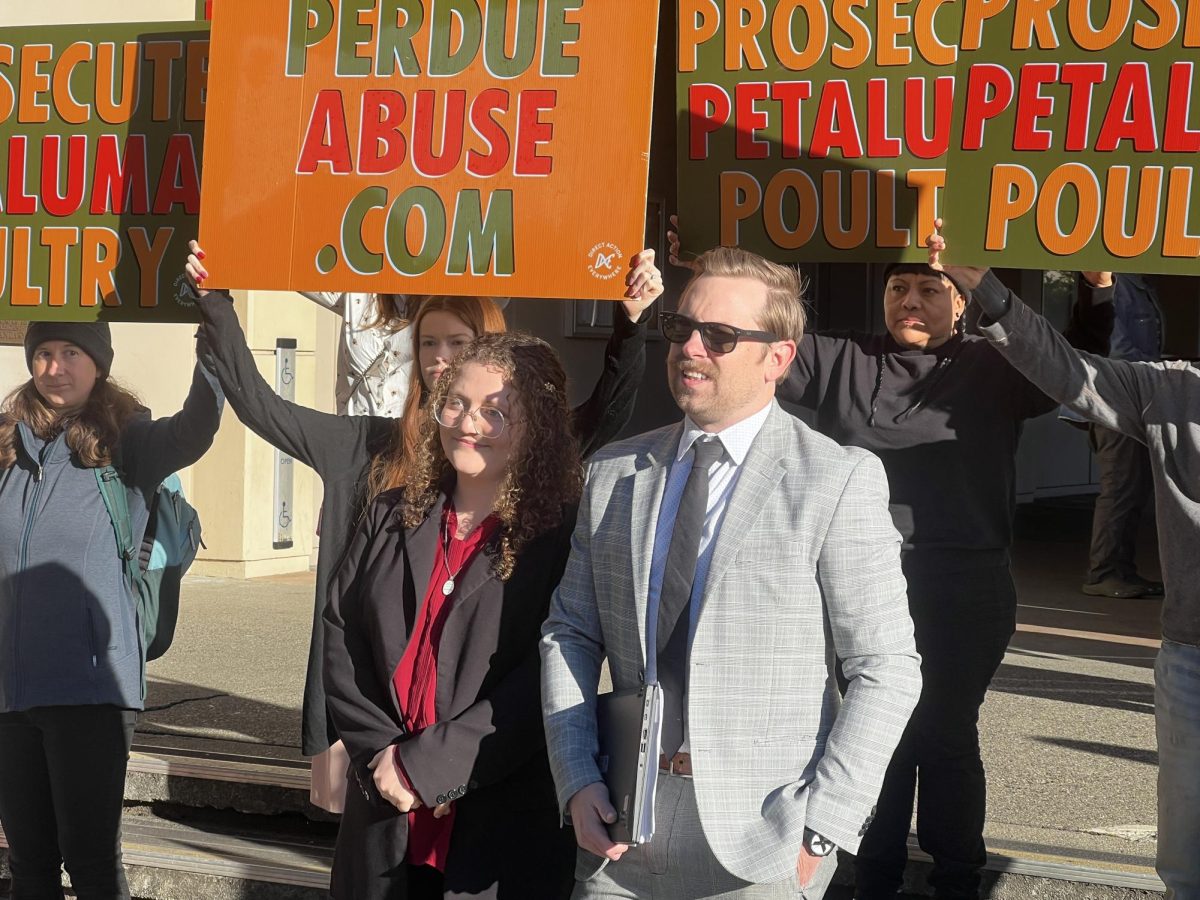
[322,493,406,771]
[121,363,222,490]
[196,291,379,478]
[1012,277,1117,419]
[570,306,649,460]
[779,332,839,411]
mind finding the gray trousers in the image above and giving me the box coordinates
[1087,424,1154,582]
[572,773,837,900]
[1156,640,1200,900]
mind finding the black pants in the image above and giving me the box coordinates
[0,705,136,900]
[1087,424,1154,583]
[854,561,1016,900]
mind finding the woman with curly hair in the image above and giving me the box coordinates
[184,241,662,812]
[323,332,584,899]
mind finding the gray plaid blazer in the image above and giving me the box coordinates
[541,401,921,884]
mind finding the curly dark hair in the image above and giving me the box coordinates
[367,294,507,498]
[402,332,583,580]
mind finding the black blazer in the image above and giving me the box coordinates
[196,290,648,757]
[323,488,577,900]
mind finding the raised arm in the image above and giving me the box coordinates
[194,291,376,477]
[925,222,1156,433]
[297,291,347,315]
[971,272,1159,441]
[1002,274,1117,420]
[776,332,825,409]
[121,358,223,489]
[186,242,383,475]
[809,451,922,853]
[571,250,663,457]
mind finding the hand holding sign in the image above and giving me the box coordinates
[185,241,210,297]
[667,215,700,273]
[926,219,988,293]
[621,250,664,321]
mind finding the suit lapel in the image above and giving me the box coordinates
[446,543,499,611]
[627,425,681,668]
[703,404,789,599]
[403,493,444,635]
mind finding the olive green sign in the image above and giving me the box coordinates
[678,0,1200,274]
[943,0,1200,274]
[0,22,209,321]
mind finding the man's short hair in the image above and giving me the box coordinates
[684,246,807,345]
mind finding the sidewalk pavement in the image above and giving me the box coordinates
[142,501,1162,879]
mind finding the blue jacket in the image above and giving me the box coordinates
[1111,275,1163,363]
[0,365,221,713]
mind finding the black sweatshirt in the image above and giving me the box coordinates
[195,292,648,755]
[778,283,1114,567]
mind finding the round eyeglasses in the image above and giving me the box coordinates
[659,311,780,354]
[434,397,511,438]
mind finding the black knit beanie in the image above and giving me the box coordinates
[24,321,115,375]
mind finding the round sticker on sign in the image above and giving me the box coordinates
[172,273,198,308]
[586,242,624,281]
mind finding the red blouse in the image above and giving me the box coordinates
[391,502,499,872]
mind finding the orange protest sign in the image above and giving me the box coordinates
[198,1,660,299]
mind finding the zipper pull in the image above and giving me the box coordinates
[35,465,43,482]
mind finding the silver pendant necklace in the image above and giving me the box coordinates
[440,513,467,596]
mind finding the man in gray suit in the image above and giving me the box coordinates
[541,247,922,899]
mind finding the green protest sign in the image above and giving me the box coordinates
[676,0,962,264]
[0,22,208,322]
[943,0,1200,274]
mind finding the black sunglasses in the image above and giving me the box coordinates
[659,312,780,354]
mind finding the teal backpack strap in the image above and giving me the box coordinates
[94,466,139,585]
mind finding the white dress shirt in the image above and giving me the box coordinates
[645,401,773,749]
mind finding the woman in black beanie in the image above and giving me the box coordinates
[0,321,221,900]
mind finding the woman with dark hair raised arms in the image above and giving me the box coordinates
[929,226,1199,900]
[184,241,662,808]
[668,221,1110,900]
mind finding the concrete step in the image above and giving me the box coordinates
[2,817,1167,900]
[831,837,1166,899]
[124,740,328,820]
[2,737,1167,900]
[1,810,333,900]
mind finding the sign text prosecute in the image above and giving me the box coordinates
[679,0,1200,273]
[944,0,1200,272]
[677,0,961,263]
[0,23,209,321]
